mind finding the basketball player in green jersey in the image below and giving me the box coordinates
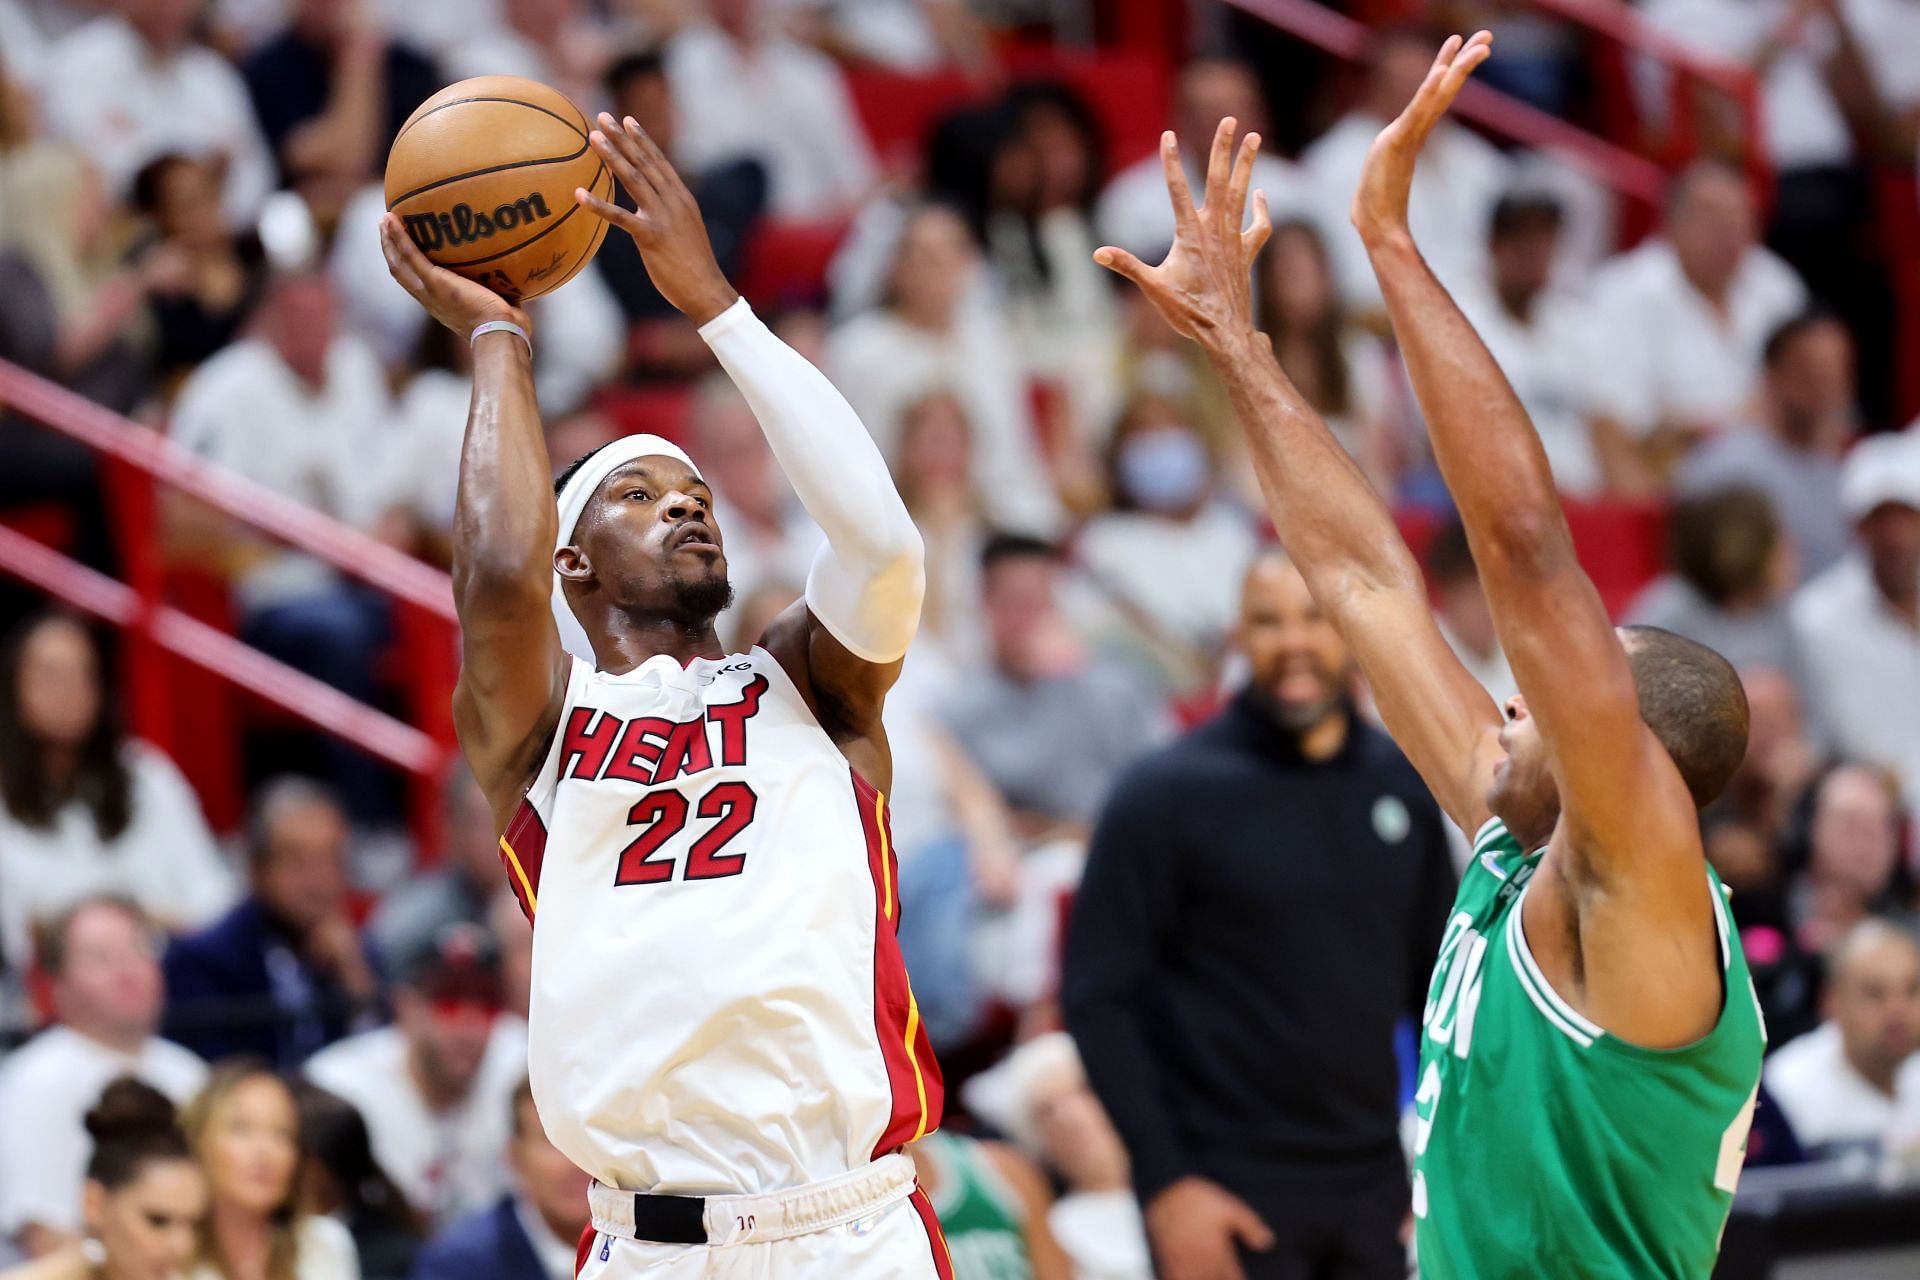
[1095,32,1764,1279]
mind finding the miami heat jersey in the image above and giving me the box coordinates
[497,647,943,1197]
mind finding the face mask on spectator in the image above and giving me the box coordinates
[1119,428,1210,513]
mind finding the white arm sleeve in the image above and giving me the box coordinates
[700,299,924,663]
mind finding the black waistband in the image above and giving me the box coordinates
[628,1193,708,1245]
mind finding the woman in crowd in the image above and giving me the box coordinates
[128,155,263,388]
[892,390,989,667]
[1256,219,1399,500]
[1074,394,1258,687]
[0,611,235,973]
[292,1085,419,1280]
[0,1078,209,1280]
[826,201,1062,536]
[179,1063,358,1280]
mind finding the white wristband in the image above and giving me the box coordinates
[470,320,531,354]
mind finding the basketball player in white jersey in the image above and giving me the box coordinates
[376,113,952,1280]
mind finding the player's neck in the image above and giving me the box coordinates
[591,613,727,674]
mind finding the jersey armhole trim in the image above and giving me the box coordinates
[1504,892,1601,1048]
[1471,816,1508,857]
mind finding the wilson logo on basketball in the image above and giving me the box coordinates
[402,193,553,251]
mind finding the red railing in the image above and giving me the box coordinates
[0,360,461,851]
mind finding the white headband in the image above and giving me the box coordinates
[550,433,701,659]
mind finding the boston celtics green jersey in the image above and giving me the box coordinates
[918,1132,1034,1280]
[1411,818,1766,1279]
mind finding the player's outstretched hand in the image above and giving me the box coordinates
[1092,117,1270,348]
[1351,30,1492,248]
[577,113,739,327]
[379,212,530,337]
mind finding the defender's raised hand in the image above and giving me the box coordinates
[1093,117,1271,346]
[576,113,738,326]
[1351,31,1492,248]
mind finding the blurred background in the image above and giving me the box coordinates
[0,0,1917,1277]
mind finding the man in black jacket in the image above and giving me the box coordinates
[1064,548,1456,1280]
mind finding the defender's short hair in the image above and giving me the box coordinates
[1620,626,1750,809]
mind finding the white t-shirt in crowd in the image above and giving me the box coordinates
[1094,149,1316,262]
[1583,238,1807,437]
[35,16,274,226]
[1048,1189,1154,1280]
[0,0,51,85]
[1637,0,1852,170]
[1790,553,1920,812]
[1764,1021,1920,1153]
[303,1018,528,1227]
[0,743,236,972]
[826,302,1063,536]
[185,1215,360,1280]
[0,1027,207,1235]
[1301,114,1510,310]
[666,23,876,218]
[169,334,395,607]
[1074,504,1259,654]
[1454,277,1606,496]
[1846,0,1920,112]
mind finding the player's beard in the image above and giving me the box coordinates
[670,570,735,620]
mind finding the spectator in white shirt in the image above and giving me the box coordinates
[665,0,877,218]
[1765,917,1920,1158]
[180,1062,360,1280]
[1584,161,1809,489]
[1679,312,1858,581]
[826,202,1062,535]
[36,0,275,227]
[0,897,207,1258]
[1791,431,1920,811]
[449,0,614,118]
[303,925,527,1227]
[1454,191,1613,496]
[1255,219,1398,497]
[407,1076,591,1280]
[0,611,236,973]
[1301,28,1509,311]
[169,268,399,818]
[1076,394,1258,668]
[1095,57,1314,262]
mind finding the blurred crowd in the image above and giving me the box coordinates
[1,0,1919,1277]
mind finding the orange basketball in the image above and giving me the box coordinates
[385,76,614,303]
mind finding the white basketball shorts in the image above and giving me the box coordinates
[574,1153,954,1280]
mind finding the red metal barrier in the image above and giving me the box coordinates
[0,359,460,852]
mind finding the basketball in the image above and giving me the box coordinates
[384,76,614,303]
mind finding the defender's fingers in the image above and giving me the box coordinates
[1229,1203,1277,1252]
[1092,245,1152,286]
[1159,131,1199,232]
[1203,115,1236,229]
[575,187,645,234]
[1241,188,1273,259]
[624,117,689,200]
[594,115,661,204]
[1225,131,1261,227]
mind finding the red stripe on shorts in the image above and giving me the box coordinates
[573,1226,596,1278]
[909,1187,955,1280]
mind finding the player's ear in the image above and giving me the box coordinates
[554,545,592,582]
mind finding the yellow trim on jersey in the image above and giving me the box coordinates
[903,991,930,1140]
[500,836,538,916]
[875,790,895,922]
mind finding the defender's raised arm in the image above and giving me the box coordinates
[1096,120,1503,833]
[1353,34,1739,1046]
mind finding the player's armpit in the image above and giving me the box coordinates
[756,601,901,794]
